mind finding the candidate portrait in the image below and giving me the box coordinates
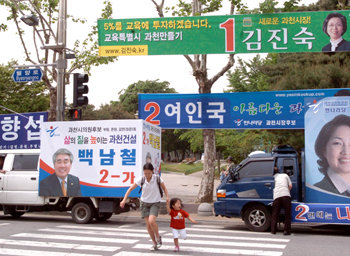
[39,148,82,197]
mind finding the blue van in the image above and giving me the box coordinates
[214,146,300,232]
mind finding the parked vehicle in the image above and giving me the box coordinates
[214,95,350,231]
[0,149,136,223]
[0,119,161,224]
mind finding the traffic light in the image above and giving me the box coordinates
[69,108,82,121]
[73,73,89,107]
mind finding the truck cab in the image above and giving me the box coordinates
[0,149,132,223]
[214,145,301,232]
[0,149,44,217]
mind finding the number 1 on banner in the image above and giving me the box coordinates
[220,18,235,52]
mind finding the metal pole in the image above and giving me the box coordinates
[56,0,67,121]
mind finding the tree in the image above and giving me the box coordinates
[0,0,117,120]
[80,103,135,120]
[150,0,251,203]
[0,61,49,114]
[118,80,176,114]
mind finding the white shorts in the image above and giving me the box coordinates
[172,228,187,239]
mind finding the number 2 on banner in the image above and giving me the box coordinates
[220,18,235,52]
[295,204,309,221]
[144,102,160,125]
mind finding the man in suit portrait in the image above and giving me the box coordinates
[39,148,82,196]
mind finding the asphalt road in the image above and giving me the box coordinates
[0,213,349,256]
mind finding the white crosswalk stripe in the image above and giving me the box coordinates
[0,222,290,256]
[133,244,284,256]
[0,238,120,251]
[0,248,101,256]
[12,233,138,244]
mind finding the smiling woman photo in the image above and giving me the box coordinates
[322,12,350,52]
[314,115,350,196]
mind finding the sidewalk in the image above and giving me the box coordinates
[118,168,240,223]
[160,170,220,213]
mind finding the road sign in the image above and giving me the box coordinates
[12,68,43,82]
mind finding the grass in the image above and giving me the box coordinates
[161,162,203,175]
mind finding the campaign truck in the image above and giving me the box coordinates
[0,119,161,223]
[214,96,350,231]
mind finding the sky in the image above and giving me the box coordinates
[0,0,317,108]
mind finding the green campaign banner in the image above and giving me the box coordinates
[98,10,350,56]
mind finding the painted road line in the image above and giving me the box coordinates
[160,237,286,249]
[0,248,101,256]
[0,238,120,252]
[113,251,180,256]
[187,227,272,235]
[39,228,151,238]
[57,225,166,234]
[12,233,138,244]
[163,232,290,242]
[133,244,283,256]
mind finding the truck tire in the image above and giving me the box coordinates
[243,204,271,232]
[95,212,113,222]
[10,211,25,218]
[71,202,94,224]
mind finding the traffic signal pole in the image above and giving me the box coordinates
[56,0,67,121]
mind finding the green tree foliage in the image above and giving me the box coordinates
[225,55,270,92]
[263,52,350,90]
[0,0,117,120]
[162,129,191,160]
[175,129,204,153]
[79,103,134,120]
[118,80,176,114]
[0,62,49,114]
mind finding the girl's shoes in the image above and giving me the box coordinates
[150,244,158,251]
[174,246,180,252]
[156,236,162,248]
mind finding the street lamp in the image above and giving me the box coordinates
[20,14,39,26]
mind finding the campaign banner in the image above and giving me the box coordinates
[305,96,350,204]
[0,112,47,150]
[39,120,161,197]
[292,202,350,224]
[138,89,349,129]
[98,10,350,56]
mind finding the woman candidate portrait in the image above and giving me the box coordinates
[314,114,350,196]
[322,12,350,52]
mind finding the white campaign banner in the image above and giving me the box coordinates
[38,119,161,197]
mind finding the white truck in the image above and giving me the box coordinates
[0,119,161,224]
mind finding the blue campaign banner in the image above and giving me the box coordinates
[292,202,350,224]
[0,112,48,150]
[138,89,350,129]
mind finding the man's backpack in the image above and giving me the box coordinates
[139,175,163,198]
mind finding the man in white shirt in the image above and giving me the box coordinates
[271,167,292,235]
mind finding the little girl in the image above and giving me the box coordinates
[167,198,197,252]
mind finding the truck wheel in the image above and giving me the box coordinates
[10,211,25,218]
[243,205,271,232]
[95,212,113,222]
[71,202,93,224]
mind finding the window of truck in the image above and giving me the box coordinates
[12,155,39,171]
[282,158,295,176]
[238,160,274,179]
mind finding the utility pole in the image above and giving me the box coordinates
[56,0,67,121]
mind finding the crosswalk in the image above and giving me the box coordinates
[0,221,290,255]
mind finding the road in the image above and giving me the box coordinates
[0,213,349,256]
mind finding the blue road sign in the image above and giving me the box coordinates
[12,68,43,82]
